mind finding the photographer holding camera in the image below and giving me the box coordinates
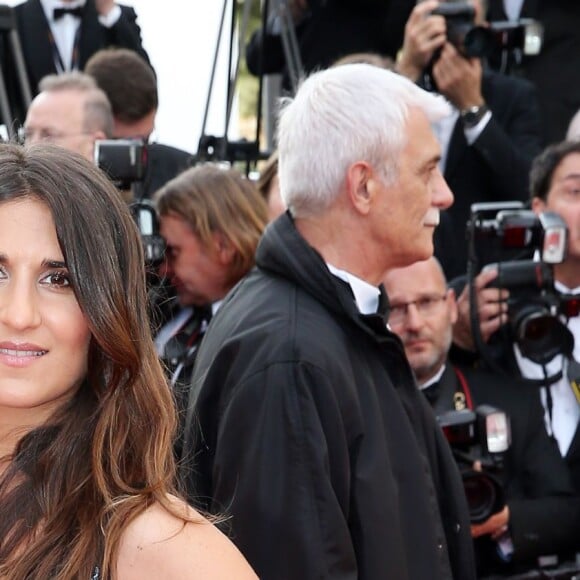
[384,256,580,577]
[396,0,543,281]
[454,141,580,497]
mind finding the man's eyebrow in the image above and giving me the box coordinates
[560,172,580,181]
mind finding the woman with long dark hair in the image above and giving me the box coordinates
[0,143,256,579]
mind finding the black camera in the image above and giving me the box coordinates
[431,2,543,59]
[467,202,579,366]
[438,405,510,524]
[129,200,165,269]
[95,139,148,190]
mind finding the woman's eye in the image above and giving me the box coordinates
[42,271,71,288]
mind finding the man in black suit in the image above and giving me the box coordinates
[452,140,580,495]
[85,48,193,200]
[245,0,402,93]
[9,0,148,122]
[487,0,580,145]
[383,256,580,576]
[396,0,543,280]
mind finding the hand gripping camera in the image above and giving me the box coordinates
[438,405,510,524]
[431,2,543,60]
[467,202,579,369]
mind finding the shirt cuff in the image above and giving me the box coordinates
[98,4,122,28]
[464,110,492,145]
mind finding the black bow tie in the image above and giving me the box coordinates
[53,6,84,20]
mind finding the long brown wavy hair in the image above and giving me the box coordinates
[0,143,182,579]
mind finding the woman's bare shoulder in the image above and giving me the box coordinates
[116,496,257,580]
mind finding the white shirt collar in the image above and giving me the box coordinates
[327,264,380,315]
[419,364,446,391]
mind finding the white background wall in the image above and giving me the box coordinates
[7,0,235,153]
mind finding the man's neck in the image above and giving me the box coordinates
[294,211,384,286]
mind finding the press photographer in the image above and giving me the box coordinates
[395,0,542,281]
[384,257,580,577]
[453,142,580,498]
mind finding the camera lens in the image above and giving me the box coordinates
[513,307,571,365]
[462,470,504,524]
[463,27,494,58]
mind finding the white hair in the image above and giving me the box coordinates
[277,64,452,218]
[567,109,580,141]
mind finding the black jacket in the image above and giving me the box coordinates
[185,212,476,580]
[487,0,580,144]
[428,364,580,575]
[433,70,543,281]
[245,0,399,92]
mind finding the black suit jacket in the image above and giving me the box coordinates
[487,0,580,145]
[428,364,580,574]
[13,0,149,107]
[138,143,193,200]
[433,70,543,280]
[245,0,401,91]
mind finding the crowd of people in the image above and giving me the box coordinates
[0,0,580,578]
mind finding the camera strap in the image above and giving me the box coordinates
[453,367,474,411]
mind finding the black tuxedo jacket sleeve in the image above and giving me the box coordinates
[15,0,150,95]
[434,70,543,280]
[459,365,580,565]
[487,0,580,144]
[245,0,399,91]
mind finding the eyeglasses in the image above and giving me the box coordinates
[388,293,448,325]
[18,127,92,144]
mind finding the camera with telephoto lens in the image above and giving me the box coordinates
[430,2,543,60]
[438,405,510,524]
[95,138,148,190]
[467,202,580,366]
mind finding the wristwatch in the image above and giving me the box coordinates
[460,103,489,129]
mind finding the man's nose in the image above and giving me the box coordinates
[404,302,424,331]
[432,168,454,210]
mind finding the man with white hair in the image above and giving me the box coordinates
[185,64,475,579]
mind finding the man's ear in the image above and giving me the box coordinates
[346,161,377,215]
[213,232,235,265]
[531,196,546,215]
[448,288,458,325]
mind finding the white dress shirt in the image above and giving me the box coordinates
[39,0,121,72]
[514,280,580,456]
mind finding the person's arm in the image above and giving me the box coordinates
[433,44,542,203]
[196,360,358,580]
[116,498,257,579]
[98,4,151,67]
[245,0,309,77]
[504,393,580,562]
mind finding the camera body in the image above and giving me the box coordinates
[431,2,543,59]
[468,202,578,365]
[95,139,148,190]
[438,405,510,523]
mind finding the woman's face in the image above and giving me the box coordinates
[0,199,91,422]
